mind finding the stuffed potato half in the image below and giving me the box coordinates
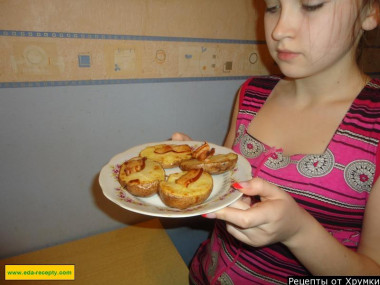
[159,170,213,209]
[118,157,165,197]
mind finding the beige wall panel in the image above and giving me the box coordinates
[0,0,264,40]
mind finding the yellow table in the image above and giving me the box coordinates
[1,219,189,284]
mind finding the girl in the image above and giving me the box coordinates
[173,0,380,283]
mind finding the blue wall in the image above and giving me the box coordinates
[0,79,244,263]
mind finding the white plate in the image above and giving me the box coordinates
[99,141,252,218]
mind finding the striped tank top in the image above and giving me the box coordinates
[189,76,380,284]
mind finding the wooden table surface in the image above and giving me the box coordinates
[1,218,189,284]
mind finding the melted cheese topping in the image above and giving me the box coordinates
[119,158,165,184]
[161,171,213,197]
[140,144,192,167]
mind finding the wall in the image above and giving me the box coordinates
[0,0,273,263]
[0,0,274,84]
[0,80,242,263]
[1,0,379,265]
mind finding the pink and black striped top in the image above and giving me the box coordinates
[189,76,380,284]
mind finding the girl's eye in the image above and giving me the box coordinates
[266,5,281,13]
[301,2,324,12]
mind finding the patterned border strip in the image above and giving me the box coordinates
[0,30,262,87]
[0,30,266,45]
[1,30,377,87]
[0,76,252,88]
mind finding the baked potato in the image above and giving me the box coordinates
[159,169,213,209]
[118,157,165,197]
[179,153,238,175]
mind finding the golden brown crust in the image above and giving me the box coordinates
[118,157,165,197]
[179,153,238,174]
[159,189,211,209]
[159,170,213,209]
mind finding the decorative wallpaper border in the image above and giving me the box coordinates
[0,30,269,87]
[1,30,378,88]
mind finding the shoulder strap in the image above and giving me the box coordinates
[238,76,281,109]
[238,77,254,110]
[369,79,380,183]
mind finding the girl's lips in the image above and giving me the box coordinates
[277,50,299,61]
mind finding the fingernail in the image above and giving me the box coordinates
[201,213,216,219]
[232,182,244,189]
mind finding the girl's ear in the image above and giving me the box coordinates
[362,2,379,31]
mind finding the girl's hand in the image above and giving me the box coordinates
[205,178,310,247]
[171,132,193,141]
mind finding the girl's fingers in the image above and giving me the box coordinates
[205,178,287,228]
[234,178,285,200]
[171,132,192,141]
[228,198,251,210]
[210,202,271,229]
[225,224,254,244]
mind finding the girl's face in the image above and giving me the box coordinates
[264,0,363,78]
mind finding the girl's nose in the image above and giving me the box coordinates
[271,7,299,41]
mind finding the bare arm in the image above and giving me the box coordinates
[210,177,380,275]
[285,178,380,275]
